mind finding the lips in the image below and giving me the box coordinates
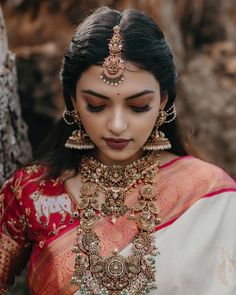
[104,138,131,150]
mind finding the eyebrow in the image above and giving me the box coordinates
[81,89,155,100]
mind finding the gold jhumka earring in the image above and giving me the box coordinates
[63,108,95,150]
[143,104,177,151]
[100,25,125,86]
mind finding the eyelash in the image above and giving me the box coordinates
[85,103,152,113]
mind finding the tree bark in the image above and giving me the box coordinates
[0,4,32,186]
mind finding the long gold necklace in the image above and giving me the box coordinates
[71,152,161,295]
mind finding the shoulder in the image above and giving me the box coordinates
[159,155,236,195]
[181,156,234,184]
[0,164,62,202]
[157,156,236,222]
[1,164,47,190]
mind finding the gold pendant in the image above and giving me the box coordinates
[72,230,158,294]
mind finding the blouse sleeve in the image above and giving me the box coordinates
[0,172,31,294]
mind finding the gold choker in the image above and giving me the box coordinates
[79,152,159,223]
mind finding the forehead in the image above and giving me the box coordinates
[76,63,160,97]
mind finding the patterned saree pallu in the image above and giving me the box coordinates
[0,156,236,294]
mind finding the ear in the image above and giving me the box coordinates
[160,94,168,110]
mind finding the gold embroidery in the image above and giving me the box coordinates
[217,247,236,286]
[6,214,28,236]
[10,176,23,200]
[38,240,46,248]
[49,223,67,236]
[52,178,61,187]
[3,211,29,244]
[0,233,29,288]
[39,178,60,188]
[25,207,32,229]
[24,164,40,175]
[218,258,228,285]
[39,180,46,187]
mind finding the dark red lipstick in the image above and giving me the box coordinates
[104,138,131,150]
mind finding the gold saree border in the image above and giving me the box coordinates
[28,226,79,295]
[28,213,139,294]
[0,232,29,289]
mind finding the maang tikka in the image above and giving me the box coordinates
[100,25,125,86]
[143,104,176,151]
[63,108,95,150]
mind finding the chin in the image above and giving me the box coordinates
[99,148,143,164]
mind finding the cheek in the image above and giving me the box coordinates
[136,116,156,135]
[136,107,158,128]
[82,115,102,132]
[78,109,104,138]
[129,113,157,144]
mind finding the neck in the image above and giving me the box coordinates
[92,149,148,167]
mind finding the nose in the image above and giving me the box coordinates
[107,108,128,136]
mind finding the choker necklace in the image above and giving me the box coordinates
[79,152,159,224]
[71,151,161,295]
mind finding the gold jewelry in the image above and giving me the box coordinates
[63,108,78,125]
[79,152,159,223]
[100,25,125,86]
[143,109,172,151]
[65,113,95,150]
[71,152,161,294]
[164,104,176,124]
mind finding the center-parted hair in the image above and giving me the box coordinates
[61,7,176,110]
[35,7,189,178]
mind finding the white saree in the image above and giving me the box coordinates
[121,189,236,294]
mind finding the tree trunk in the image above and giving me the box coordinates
[0,4,32,186]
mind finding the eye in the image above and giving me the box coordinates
[130,105,152,113]
[85,103,152,113]
[85,103,106,113]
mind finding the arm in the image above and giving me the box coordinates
[0,175,31,294]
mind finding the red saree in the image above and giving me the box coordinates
[0,155,235,294]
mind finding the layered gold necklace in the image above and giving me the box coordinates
[71,151,161,295]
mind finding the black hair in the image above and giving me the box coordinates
[34,7,190,178]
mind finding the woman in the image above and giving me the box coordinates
[0,7,236,295]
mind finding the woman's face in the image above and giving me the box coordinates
[74,63,166,166]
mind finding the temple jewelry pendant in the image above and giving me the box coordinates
[72,229,159,295]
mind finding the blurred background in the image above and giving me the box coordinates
[0,0,235,294]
